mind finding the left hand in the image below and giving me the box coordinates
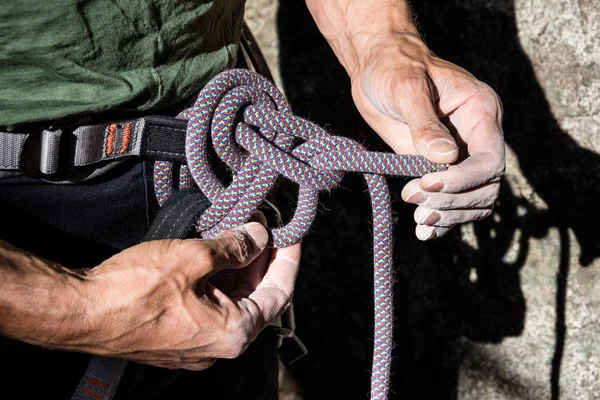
[350,33,505,240]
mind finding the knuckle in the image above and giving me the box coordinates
[435,196,454,210]
[198,359,216,370]
[193,245,217,270]
[474,83,503,115]
[471,197,492,209]
[474,208,493,221]
[407,60,428,74]
[491,183,501,200]
[417,119,450,141]
[222,341,245,360]
[221,315,251,359]
[397,71,430,100]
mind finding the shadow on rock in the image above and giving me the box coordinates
[276,0,598,399]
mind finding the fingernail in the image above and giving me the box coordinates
[422,212,441,225]
[241,222,269,251]
[416,226,437,241]
[424,229,437,241]
[406,191,426,204]
[424,181,444,192]
[427,139,458,155]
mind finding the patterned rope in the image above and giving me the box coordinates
[153,69,445,399]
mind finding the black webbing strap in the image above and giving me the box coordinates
[143,187,210,242]
[138,116,188,165]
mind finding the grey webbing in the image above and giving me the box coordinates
[0,120,146,175]
[70,357,128,400]
[0,132,28,170]
[40,129,63,174]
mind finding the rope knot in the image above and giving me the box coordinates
[183,69,349,247]
[237,106,345,192]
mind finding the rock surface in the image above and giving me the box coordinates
[245,0,599,399]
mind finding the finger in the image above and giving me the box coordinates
[177,359,216,371]
[235,212,271,296]
[445,84,503,146]
[420,116,504,193]
[201,222,269,273]
[244,243,301,326]
[209,213,271,295]
[402,179,500,210]
[205,282,236,309]
[415,224,455,241]
[414,206,493,227]
[391,75,459,164]
[144,359,216,371]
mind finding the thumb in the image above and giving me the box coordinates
[396,78,459,164]
[182,223,269,286]
[203,222,269,272]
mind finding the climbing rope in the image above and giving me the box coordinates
[153,69,445,400]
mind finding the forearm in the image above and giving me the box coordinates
[306,0,420,76]
[0,240,89,348]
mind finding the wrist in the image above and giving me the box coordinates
[308,0,421,77]
[0,242,93,350]
[350,31,432,81]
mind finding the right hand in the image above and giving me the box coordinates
[73,222,300,370]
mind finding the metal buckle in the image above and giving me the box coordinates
[280,335,309,365]
[273,304,308,365]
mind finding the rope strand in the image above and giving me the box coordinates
[153,69,445,399]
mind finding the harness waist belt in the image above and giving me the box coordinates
[0,115,188,176]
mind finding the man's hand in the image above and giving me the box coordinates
[352,34,505,240]
[82,223,300,369]
[307,0,505,240]
[0,223,300,371]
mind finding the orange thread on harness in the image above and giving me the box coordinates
[119,122,132,154]
[106,124,117,155]
[81,387,103,400]
[87,376,109,389]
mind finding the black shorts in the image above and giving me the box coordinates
[0,160,279,399]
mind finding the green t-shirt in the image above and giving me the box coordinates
[0,0,243,127]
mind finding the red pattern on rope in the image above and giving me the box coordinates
[153,69,445,399]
